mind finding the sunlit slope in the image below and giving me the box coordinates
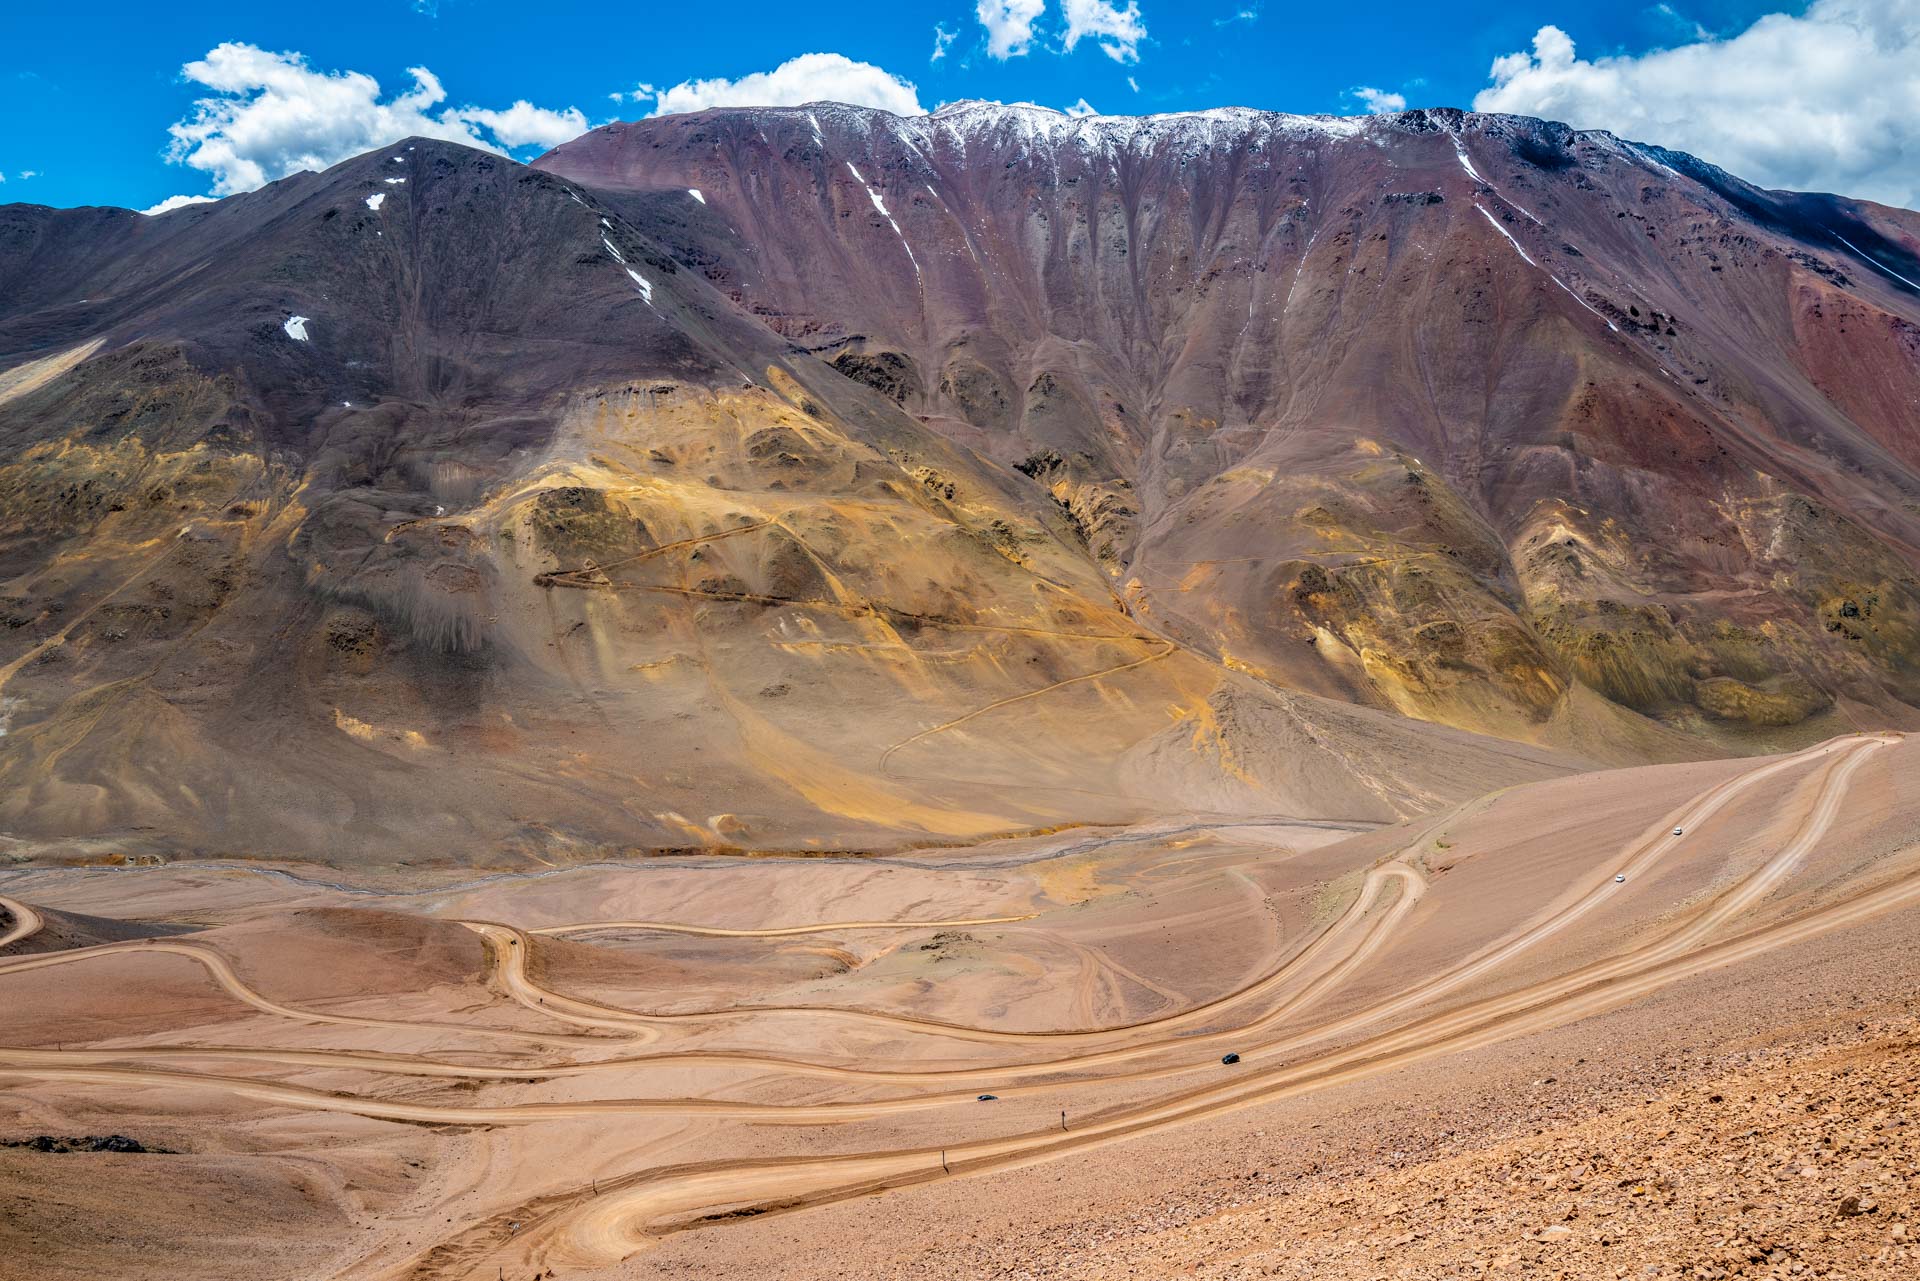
[543,103,1920,752]
[0,137,1579,864]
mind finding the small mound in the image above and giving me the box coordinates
[192,907,486,1001]
[0,902,195,956]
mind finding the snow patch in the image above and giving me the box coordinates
[845,161,920,281]
[687,188,705,204]
[385,177,406,185]
[365,192,385,211]
[846,162,889,216]
[1475,204,1536,266]
[283,315,311,341]
[1502,195,1544,226]
[0,696,20,738]
[602,237,627,263]
[1833,234,1920,291]
[1627,142,1682,182]
[920,101,1366,166]
[390,156,405,164]
[1446,129,1542,225]
[1452,137,1485,185]
[1475,204,1619,332]
[626,268,653,303]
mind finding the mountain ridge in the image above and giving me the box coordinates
[537,100,1920,736]
[0,105,1916,864]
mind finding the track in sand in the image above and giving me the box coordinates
[0,734,1909,1280]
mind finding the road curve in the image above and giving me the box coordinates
[5,844,1910,1161]
[5,736,1875,1096]
[11,739,1881,1149]
[0,861,1412,1087]
[0,938,622,1050]
[463,922,664,1039]
[375,733,1902,1271]
[0,733,1903,1281]
[0,894,43,950]
[515,851,1920,1271]
[473,862,1423,1051]
[1236,734,1895,1062]
[468,736,1881,1058]
[0,862,1425,1110]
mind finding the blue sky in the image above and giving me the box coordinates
[4,0,1917,212]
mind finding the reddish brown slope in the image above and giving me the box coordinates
[0,134,1585,866]
[539,103,1920,747]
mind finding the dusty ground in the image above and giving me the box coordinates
[2,733,1917,1280]
[663,908,1918,1281]
[1062,1013,1920,1280]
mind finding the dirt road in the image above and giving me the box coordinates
[0,733,1908,1281]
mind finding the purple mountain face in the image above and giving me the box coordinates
[2,103,1918,864]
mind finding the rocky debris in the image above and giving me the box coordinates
[828,349,921,404]
[969,1016,1920,1280]
[3,1135,172,1154]
[918,930,979,962]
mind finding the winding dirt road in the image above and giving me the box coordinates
[0,733,1907,1280]
[527,858,1920,1271]
[0,936,622,1050]
[0,894,43,950]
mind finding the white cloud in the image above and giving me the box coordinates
[1650,3,1711,41]
[161,43,591,199]
[142,193,218,216]
[1065,97,1099,117]
[978,0,1047,59]
[1474,2,1920,208]
[1351,86,1407,115]
[16,170,38,180]
[1063,0,1148,63]
[447,101,588,149]
[1214,6,1258,25]
[648,53,923,116]
[932,23,959,62]
[1127,75,1140,92]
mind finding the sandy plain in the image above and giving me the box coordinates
[3,733,1918,1279]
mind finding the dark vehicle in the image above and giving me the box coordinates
[1221,1053,1241,1065]
[977,1094,998,1101]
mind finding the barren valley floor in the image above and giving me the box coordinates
[2,734,1917,1279]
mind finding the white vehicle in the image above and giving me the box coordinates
[1672,827,1685,836]
[1614,874,1627,883]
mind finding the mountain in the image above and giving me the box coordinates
[538,102,1920,737]
[2,102,1918,865]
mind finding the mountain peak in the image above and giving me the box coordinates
[7,86,1920,869]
